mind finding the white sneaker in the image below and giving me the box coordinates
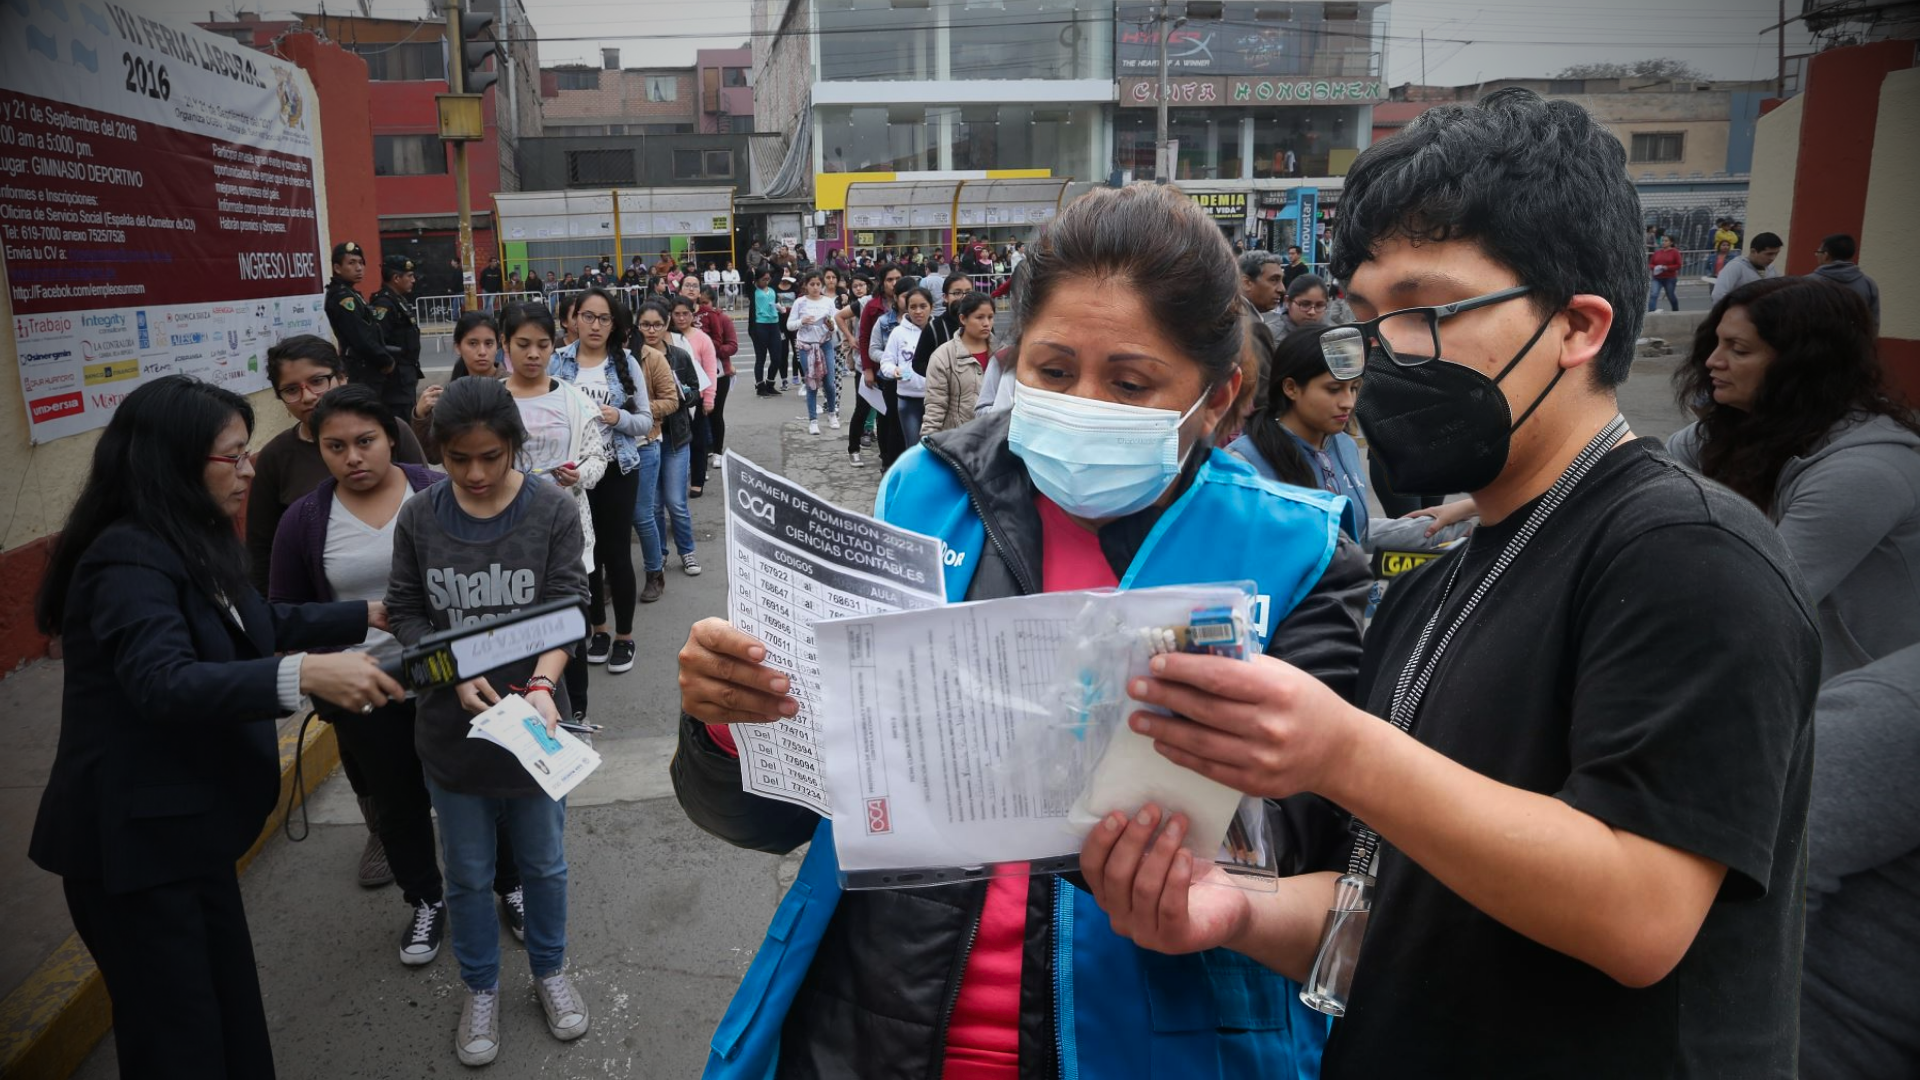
[536,972,590,1042]
[808,420,820,435]
[829,412,841,430]
[681,552,703,576]
[456,987,501,1066]
[849,452,864,467]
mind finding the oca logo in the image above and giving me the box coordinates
[735,488,776,525]
[865,797,891,835]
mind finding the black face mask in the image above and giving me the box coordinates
[1352,315,1561,496]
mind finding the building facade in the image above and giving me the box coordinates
[541,50,700,137]
[747,0,1385,256]
[696,47,756,134]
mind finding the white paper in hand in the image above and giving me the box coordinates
[466,694,602,801]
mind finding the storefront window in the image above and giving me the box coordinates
[819,103,1101,178]
[816,0,1112,82]
[1248,106,1364,178]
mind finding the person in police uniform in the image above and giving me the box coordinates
[369,254,423,421]
[324,241,398,402]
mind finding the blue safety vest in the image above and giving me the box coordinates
[704,445,1346,1080]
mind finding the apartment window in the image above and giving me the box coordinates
[1630,131,1686,164]
[373,134,447,176]
[554,68,599,91]
[641,123,697,135]
[567,149,636,185]
[646,76,679,102]
[722,67,749,88]
[350,41,444,82]
[672,149,735,179]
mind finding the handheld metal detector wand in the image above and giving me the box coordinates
[381,599,589,690]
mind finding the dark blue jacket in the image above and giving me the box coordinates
[29,521,369,893]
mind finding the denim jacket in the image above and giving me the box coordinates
[550,343,651,475]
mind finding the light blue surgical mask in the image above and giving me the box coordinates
[1008,380,1211,520]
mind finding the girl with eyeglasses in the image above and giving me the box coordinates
[244,336,429,891]
[550,289,652,682]
[1268,274,1332,341]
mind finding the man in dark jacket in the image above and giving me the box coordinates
[1812,233,1880,332]
[369,255,424,421]
[324,241,395,396]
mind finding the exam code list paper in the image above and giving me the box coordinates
[721,452,947,816]
[818,596,1089,871]
[815,585,1257,875]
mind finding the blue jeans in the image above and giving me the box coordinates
[656,441,695,558]
[1648,277,1678,311]
[897,395,924,448]
[632,438,664,573]
[425,777,568,991]
[803,339,839,420]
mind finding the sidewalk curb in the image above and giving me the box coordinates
[0,713,340,1080]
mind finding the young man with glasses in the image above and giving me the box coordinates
[1082,88,1820,1076]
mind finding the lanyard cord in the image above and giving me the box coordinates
[1345,415,1629,876]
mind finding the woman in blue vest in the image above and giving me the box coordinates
[671,184,1369,1080]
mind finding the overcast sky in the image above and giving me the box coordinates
[163,0,1811,86]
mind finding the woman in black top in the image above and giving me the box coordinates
[30,375,399,1079]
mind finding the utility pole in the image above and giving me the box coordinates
[1776,0,1786,97]
[1155,0,1171,183]
[446,0,477,311]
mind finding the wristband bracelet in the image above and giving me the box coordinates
[512,676,558,696]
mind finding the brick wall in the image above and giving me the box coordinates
[542,69,698,126]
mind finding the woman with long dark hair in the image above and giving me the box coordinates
[386,376,592,1067]
[1229,324,1370,544]
[31,375,400,1078]
[549,287,651,678]
[1670,275,1920,681]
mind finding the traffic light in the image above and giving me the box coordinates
[453,6,500,96]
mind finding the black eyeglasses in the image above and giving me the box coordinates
[1320,285,1532,380]
[276,372,338,402]
[636,320,667,330]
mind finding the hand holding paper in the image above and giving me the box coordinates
[466,694,602,801]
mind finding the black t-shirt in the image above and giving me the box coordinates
[1322,439,1819,1079]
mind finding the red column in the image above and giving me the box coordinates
[1784,40,1915,276]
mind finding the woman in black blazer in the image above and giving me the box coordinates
[29,376,405,1079]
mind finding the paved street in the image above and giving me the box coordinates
[66,339,1691,1078]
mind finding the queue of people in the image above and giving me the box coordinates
[27,86,1915,1080]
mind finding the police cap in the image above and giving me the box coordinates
[382,254,415,278]
[331,240,366,265]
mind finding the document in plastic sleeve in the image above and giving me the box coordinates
[813,585,1256,887]
[466,694,603,801]
[722,451,946,815]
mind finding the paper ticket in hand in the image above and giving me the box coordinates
[466,694,602,801]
